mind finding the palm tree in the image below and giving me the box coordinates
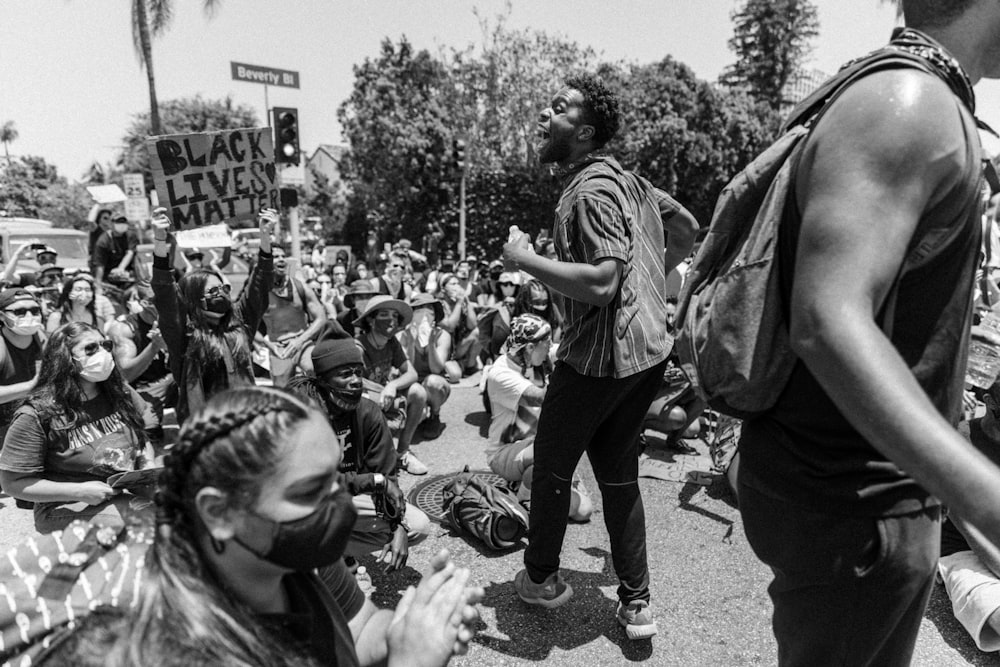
[1,121,17,166]
[132,0,221,136]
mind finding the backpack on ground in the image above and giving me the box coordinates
[0,518,153,666]
[441,468,529,551]
[675,38,978,419]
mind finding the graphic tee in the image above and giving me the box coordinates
[0,388,152,484]
[357,334,407,386]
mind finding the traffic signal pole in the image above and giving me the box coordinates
[458,171,467,260]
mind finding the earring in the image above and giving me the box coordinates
[210,535,227,554]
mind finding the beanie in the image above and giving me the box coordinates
[312,337,363,376]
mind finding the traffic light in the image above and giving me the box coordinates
[452,139,466,171]
[273,107,300,165]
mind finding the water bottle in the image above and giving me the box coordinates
[355,566,375,597]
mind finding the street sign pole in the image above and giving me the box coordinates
[458,171,467,259]
[263,83,269,121]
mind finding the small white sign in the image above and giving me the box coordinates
[123,173,146,198]
[125,196,150,223]
[86,184,127,204]
[174,224,232,249]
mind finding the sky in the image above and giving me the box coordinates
[3,0,997,182]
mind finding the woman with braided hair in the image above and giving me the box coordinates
[113,386,481,667]
[0,322,158,533]
[150,207,276,424]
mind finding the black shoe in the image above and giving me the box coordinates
[419,414,445,440]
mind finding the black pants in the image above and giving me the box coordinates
[739,481,940,667]
[524,359,666,604]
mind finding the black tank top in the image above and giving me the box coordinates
[742,95,984,517]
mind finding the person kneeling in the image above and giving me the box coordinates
[485,314,591,522]
[290,336,431,571]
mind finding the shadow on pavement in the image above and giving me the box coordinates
[923,582,999,666]
[463,410,490,439]
[475,550,654,662]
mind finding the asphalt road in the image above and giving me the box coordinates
[0,379,996,665]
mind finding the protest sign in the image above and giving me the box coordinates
[145,127,280,229]
[174,224,232,249]
[86,184,127,204]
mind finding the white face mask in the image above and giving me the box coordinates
[78,349,115,383]
[414,310,433,347]
[6,315,41,337]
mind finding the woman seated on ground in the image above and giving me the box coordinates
[476,272,520,364]
[109,386,481,667]
[485,314,591,521]
[150,207,275,424]
[46,274,104,334]
[437,273,480,382]
[0,322,158,534]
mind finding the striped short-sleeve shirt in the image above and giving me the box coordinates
[552,155,678,378]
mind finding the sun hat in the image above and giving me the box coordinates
[353,294,413,328]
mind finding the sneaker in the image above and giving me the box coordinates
[418,413,445,440]
[617,600,658,639]
[514,569,573,609]
[398,451,428,475]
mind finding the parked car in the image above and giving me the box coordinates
[0,217,90,277]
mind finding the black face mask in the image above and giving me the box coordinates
[320,379,363,412]
[233,484,357,571]
[203,295,232,315]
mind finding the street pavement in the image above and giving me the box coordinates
[0,378,997,665]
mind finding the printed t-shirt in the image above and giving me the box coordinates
[485,355,544,459]
[357,334,407,386]
[0,387,153,484]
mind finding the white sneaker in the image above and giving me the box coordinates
[399,451,428,475]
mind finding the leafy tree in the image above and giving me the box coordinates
[604,57,779,225]
[1,121,17,166]
[337,37,458,249]
[0,156,91,228]
[722,0,819,110]
[130,0,222,135]
[297,167,348,243]
[118,95,258,191]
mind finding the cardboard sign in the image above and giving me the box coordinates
[174,224,232,249]
[86,184,127,204]
[145,127,280,229]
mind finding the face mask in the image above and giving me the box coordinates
[7,315,41,337]
[234,484,357,571]
[70,290,93,306]
[326,383,364,412]
[114,224,129,235]
[78,349,115,383]
[203,295,232,315]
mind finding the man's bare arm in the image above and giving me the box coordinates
[788,70,1000,544]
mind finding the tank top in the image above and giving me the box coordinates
[262,278,309,340]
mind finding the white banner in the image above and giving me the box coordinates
[174,224,232,249]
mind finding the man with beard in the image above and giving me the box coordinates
[502,73,697,639]
[257,245,327,387]
[289,335,431,572]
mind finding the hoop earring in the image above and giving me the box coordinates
[210,535,227,554]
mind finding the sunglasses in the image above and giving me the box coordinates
[5,307,40,317]
[79,339,114,357]
[204,284,232,298]
[530,300,549,309]
[499,282,515,287]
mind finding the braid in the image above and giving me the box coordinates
[155,389,309,536]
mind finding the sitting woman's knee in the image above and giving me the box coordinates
[424,374,451,405]
[407,382,428,408]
